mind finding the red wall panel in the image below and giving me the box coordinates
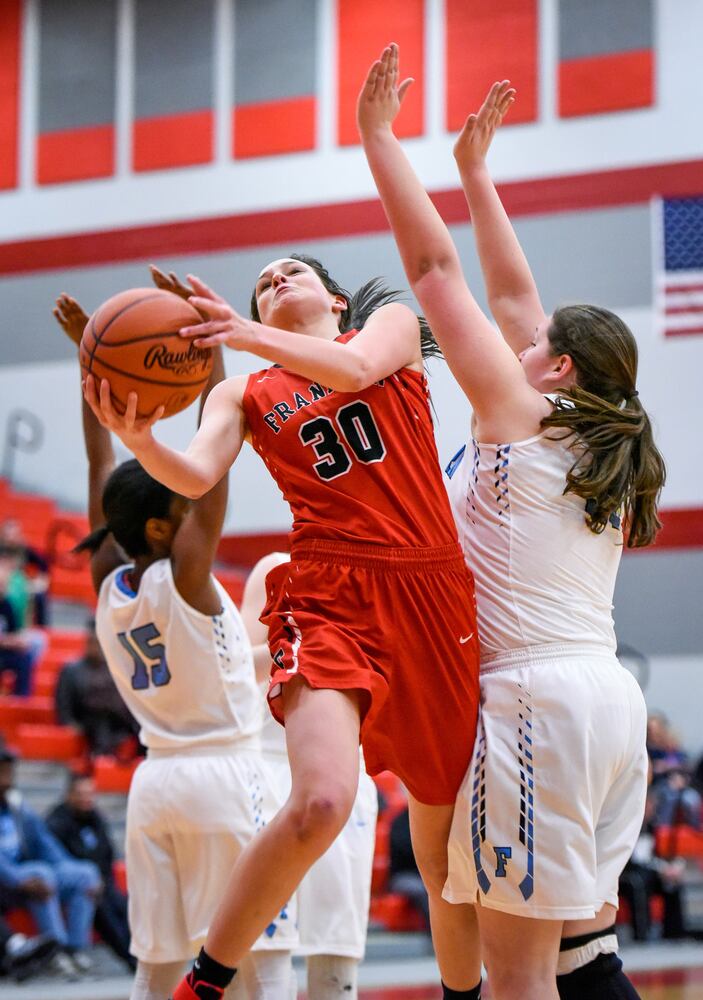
[133,110,214,172]
[37,125,114,185]
[0,0,21,189]
[559,49,653,118]
[337,0,424,146]
[446,0,538,131]
[233,97,316,159]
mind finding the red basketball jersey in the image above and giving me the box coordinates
[242,332,459,548]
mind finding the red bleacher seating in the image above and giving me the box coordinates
[0,697,55,741]
[655,824,703,860]
[46,629,86,655]
[93,755,140,794]
[15,723,86,761]
[215,566,246,605]
[113,858,127,894]
[369,892,425,932]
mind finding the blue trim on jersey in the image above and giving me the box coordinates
[517,683,535,901]
[445,444,466,479]
[470,726,491,895]
[115,568,138,598]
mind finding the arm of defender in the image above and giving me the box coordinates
[453,82,548,355]
[357,46,547,439]
[171,347,238,614]
[54,294,124,593]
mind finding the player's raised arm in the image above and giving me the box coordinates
[170,347,241,608]
[357,44,548,441]
[453,82,547,356]
[54,294,124,591]
[180,276,422,390]
[83,373,245,500]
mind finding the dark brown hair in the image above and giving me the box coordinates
[249,253,441,360]
[542,304,665,547]
[76,459,176,558]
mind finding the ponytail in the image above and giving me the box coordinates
[74,525,111,555]
[346,277,441,360]
[542,390,665,546]
[543,302,666,547]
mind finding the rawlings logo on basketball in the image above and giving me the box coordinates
[143,342,210,376]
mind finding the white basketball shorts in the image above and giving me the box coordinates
[443,643,648,920]
[267,751,378,959]
[126,743,298,963]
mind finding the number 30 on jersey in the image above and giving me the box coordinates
[299,400,386,481]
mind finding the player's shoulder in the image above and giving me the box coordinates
[210,372,248,404]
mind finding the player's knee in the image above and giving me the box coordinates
[287,785,352,847]
[411,841,449,896]
[485,955,555,1000]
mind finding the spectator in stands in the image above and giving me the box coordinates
[55,619,140,757]
[652,765,702,830]
[388,805,430,932]
[46,772,135,971]
[0,519,50,627]
[647,712,689,783]
[619,788,688,941]
[0,549,39,696]
[0,904,59,982]
[0,747,101,973]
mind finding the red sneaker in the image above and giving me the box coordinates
[171,977,224,1000]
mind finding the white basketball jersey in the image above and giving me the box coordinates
[259,682,287,757]
[445,430,622,661]
[96,560,261,750]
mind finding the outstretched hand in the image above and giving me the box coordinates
[83,374,164,451]
[453,81,515,172]
[179,275,255,351]
[357,42,413,137]
[149,265,211,322]
[53,293,89,347]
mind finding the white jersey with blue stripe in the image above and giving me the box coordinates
[96,559,261,750]
[445,430,622,662]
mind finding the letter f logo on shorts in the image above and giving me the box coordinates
[494,846,512,877]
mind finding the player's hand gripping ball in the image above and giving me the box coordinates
[79,288,212,419]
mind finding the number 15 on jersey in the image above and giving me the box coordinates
[117,623,171,690]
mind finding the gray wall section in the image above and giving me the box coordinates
[234,0,316,105]
[134,0,215,119]
[0,202,653,367]
[38,0,117,133]
[614,549,703,656]
[559,0,653,60]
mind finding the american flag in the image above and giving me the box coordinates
[655,196,703,337]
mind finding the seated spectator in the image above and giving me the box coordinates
[0,747,100,973]
[0,550,41,696]
[46,772,135,971]
[619,788,688,941]
[388,805,430,931]
[0,519,50,627]
[0,900,59,982]
[0,921,58,982]
[55,620,140,757]
[647,712,689,784]
[652,765,702,830]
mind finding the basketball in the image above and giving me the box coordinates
[79,288,212,419]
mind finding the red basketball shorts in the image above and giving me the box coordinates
[262,539,480,806]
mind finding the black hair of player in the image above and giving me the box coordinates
[76,459,177,558]
[249,253,441,360]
